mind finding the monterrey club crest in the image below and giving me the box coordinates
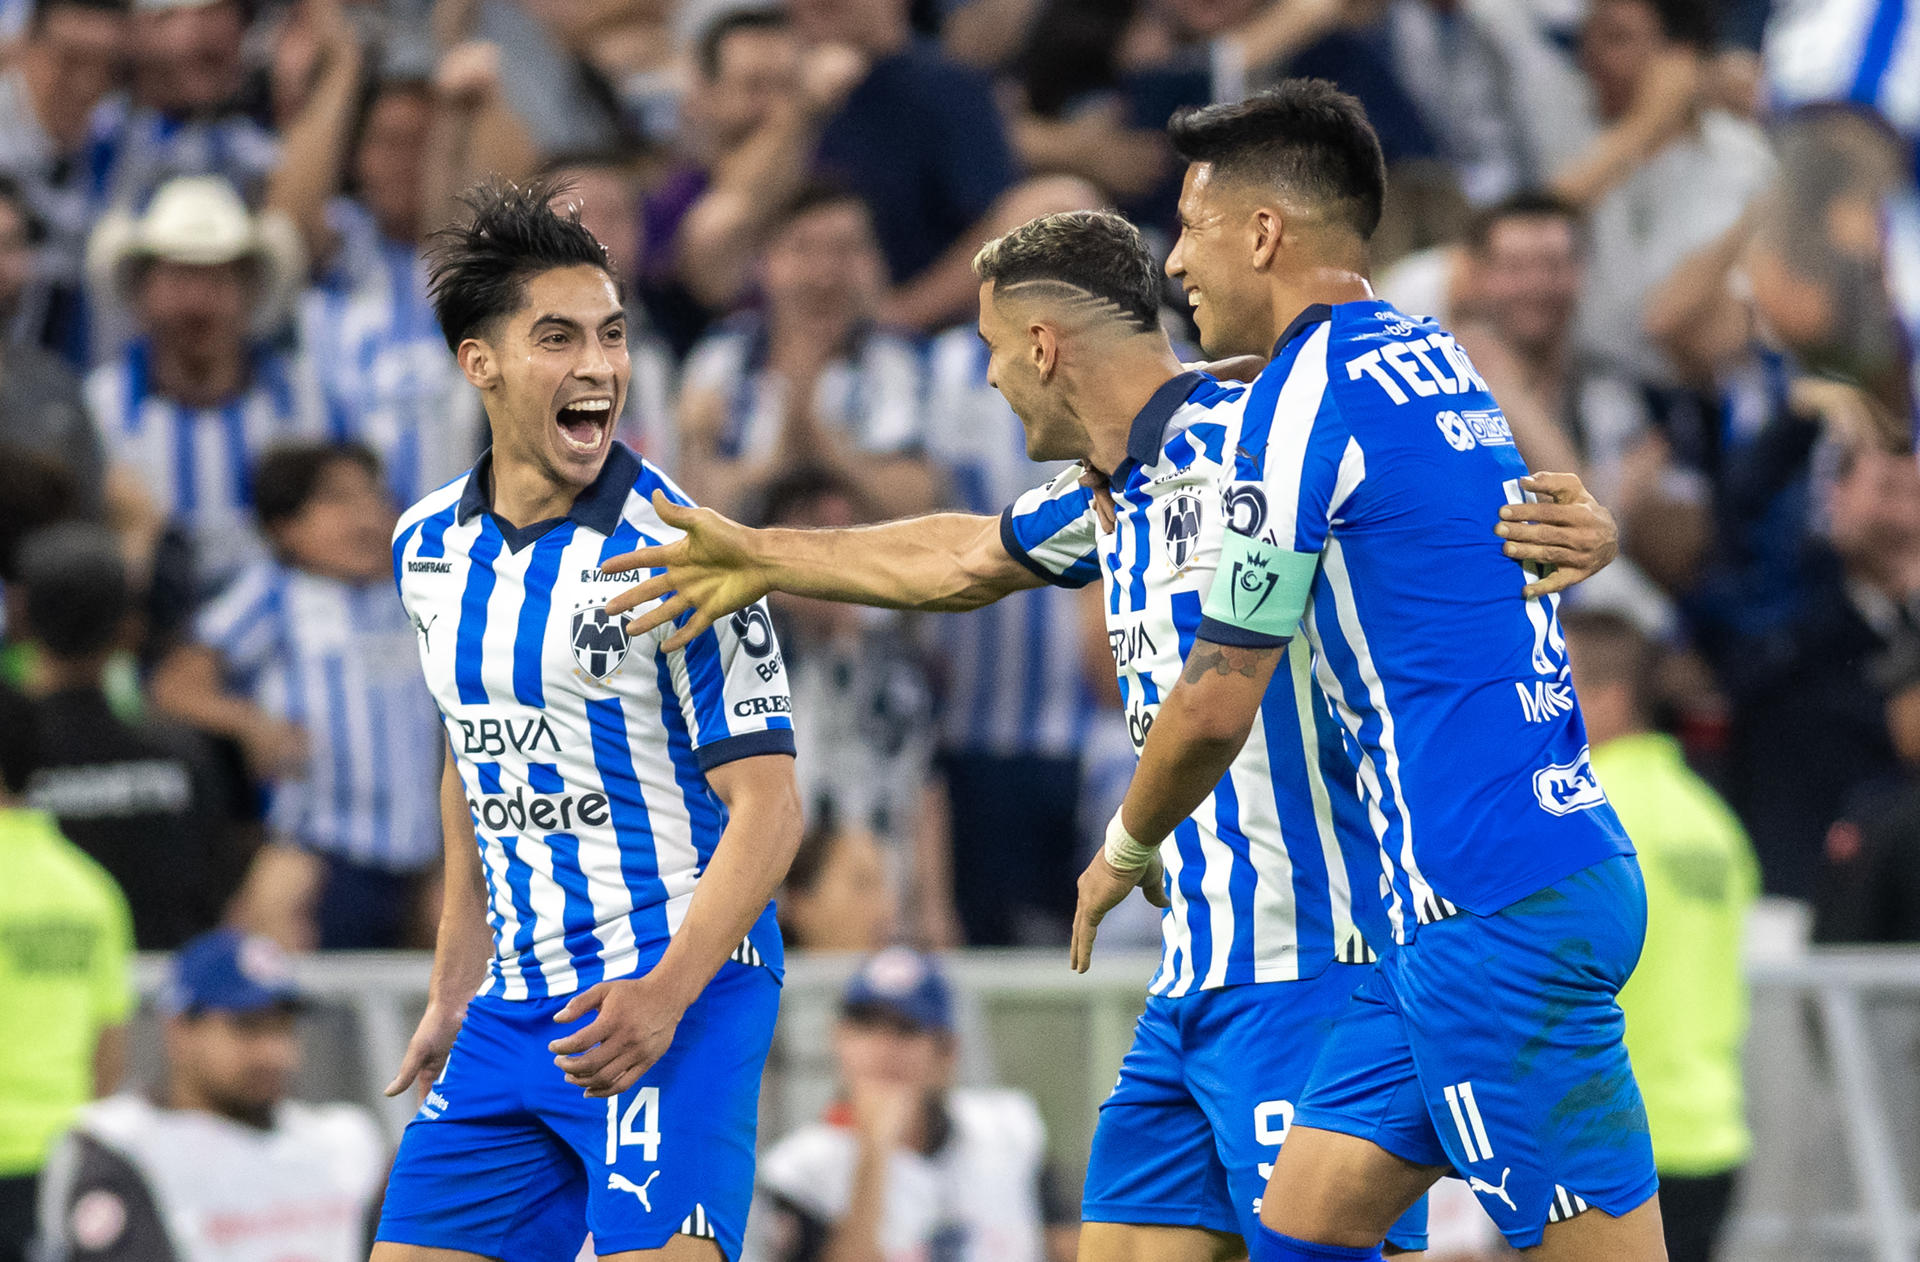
[1162,493,1202,572]
[571,604,629,680]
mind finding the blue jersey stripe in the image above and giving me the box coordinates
[527,762,564,793]
[679,629,733,744]
[585,697,669,950]
[172,405,198,515]
[544,830,605,988]
[1850,0,1908,102]
[496,833,548,999]
[1019,588,1048,749]
[454,522,502,705]
[653,656,726,864]
[1210,763,1255,986]
[512,524,574,706]
[221,402,251,506]
[418,504,455,559]
[476,837,510,998]
[1170,816,1211,985]
[365,663,392,863]
[323,654,354,849]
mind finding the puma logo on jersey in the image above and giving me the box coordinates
[609,1171,661,1211]
[1469,1167,1517,1213]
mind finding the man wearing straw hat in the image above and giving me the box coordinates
[83,173,315,598]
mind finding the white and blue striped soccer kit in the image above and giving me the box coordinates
[300,199,482,506]
[1221,301,1648,1246]
[379,442,794,1261]
[194,559,442,873]
[999,371,1424,1250]
[87,341,320,592]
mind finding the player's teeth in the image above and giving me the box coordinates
[1188,291,1201,308]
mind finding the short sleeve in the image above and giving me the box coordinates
[666,600,796,773]
[998,467,1100,589]
[192,562,286,684]
[1199,323,1348,648]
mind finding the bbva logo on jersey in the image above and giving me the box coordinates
[571,604,629,680]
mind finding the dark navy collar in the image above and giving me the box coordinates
[456,442,639,544]
[1112,370,1207,489]
[1272,303,1334,359]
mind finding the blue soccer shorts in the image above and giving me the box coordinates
[1293,855,1659,1249]
[1084,962,1428,1252]
[377,960,779,1261]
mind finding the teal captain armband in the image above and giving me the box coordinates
[1200,532,1319,639]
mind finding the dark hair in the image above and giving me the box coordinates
[697,6,787,80]
[18,522,127,658]
[1466,189,1583,255]
[1168,80,1387,241]
[426,177,618,351]
[1636,0,1716,49]
[252,441,382,530]
[972,209,1161,333]
[754,465,872,529]
[1561,609,1658,719]
[30,0,125,29]
[769,180,871,240]
[0,444,78,584]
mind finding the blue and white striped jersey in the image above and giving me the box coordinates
[1002,373,1383,997]
[681,317,926,463]
[923,326,1090,758]
[87,341,321,592]
[1217,301,1633,943]
[1766,0,1920,144]
[196,559,443,872]
[300,199,482,507]
[392,443,796,1001]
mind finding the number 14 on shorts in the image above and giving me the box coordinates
[607,1086,662,1164]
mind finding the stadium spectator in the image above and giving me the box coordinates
[1451,191,1708,602]
[665,8,866,323]
[0,181,103,514]
[1568,610,1757,1262]
[758,467,953,945]
[0,0,127,360]
[1554,0,1773,386]
[0,738,131,1262]
[1815,664,1920,943]
[544,153,680,469]
[1717,436,1920,897]
[3,524,241,949]
[267,0,485,510]
[786,0,1029,329]
[752,948,1077,1262]
[83,174,314,597]
[36,929,387,1262]
[677,183,934,518]
[149,442,443,950]
[777,811,901,951]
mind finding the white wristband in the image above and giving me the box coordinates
[1102,809,1158,875]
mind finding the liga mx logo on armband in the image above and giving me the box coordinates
[1162,493,1201,572]
[571,604,630,681]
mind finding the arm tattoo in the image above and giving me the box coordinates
[1181,642,1275,684]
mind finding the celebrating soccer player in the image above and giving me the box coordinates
[1144,84,1662,1262]
[372,180,803,1262]
[599,202,1616,1259]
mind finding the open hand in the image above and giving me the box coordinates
[1069,851,1168,973]
[600,491,773,651]
[1494,471,1618,598]
[547,974,687,1098]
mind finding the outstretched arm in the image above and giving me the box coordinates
[602,491,1043,650]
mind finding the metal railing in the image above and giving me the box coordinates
[129,947,1920,1262]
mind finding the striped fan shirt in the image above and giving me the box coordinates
[392,443,796,1000]
[194,559,444,872]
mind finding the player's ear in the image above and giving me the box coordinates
[456,338,498,390]
[1248,206,1283,271]
[1030,322,1059,382]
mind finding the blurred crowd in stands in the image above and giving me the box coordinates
[0,0,1915,1256]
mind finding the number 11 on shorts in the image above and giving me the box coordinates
[606,1086,661,1164]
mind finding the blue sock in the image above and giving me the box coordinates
[1250,1222,1384,1262]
